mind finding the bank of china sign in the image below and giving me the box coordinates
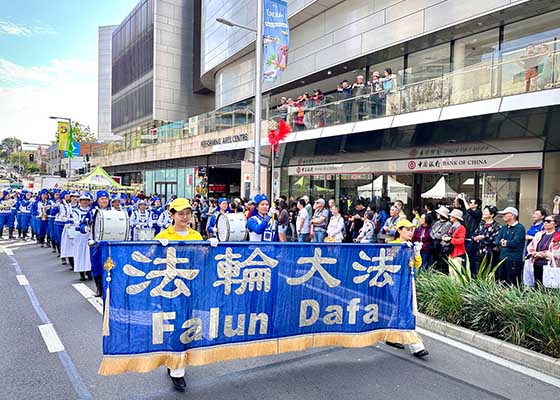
[288,153,543,175]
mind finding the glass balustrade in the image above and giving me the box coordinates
[94,41,559,158]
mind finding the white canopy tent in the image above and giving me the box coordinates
[357,175,411,198]
[421,176,458,199]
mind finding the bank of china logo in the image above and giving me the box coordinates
[407,161,416,170]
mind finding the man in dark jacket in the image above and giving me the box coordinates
[495,207,526,285]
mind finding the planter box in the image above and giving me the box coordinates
[417,313,560,379]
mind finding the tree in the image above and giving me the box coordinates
[54,121,96,144]
[7,151,38,174]
[0,137,22,159]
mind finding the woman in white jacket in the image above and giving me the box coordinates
[327,205,345,242]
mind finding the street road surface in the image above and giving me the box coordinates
[1,239,559,400]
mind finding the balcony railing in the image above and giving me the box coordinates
[94,41,560,158]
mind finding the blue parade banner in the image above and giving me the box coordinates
[63,142,80,158]
[97,242,420,375]
[263,0,289,82]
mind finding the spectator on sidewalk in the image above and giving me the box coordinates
[525,208,546,246]
[355,210,375,243]
[471,205,501,276]
[442,209,467,278]
[495,207,526,285]
[296,199,310,242]
[412,213,433,268]
[326,205,345,242]
[526,214,560,285]
[310,198,329,243]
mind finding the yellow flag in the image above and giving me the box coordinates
[58,121,69,150]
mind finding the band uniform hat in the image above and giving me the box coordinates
[96,190,110,199]
[79,192,92,201]
[170,198,192,213]
[254,194,269,206]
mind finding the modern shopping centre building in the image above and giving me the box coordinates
[92,0,560,226]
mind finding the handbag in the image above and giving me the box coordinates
[522,259,535,287]
[543,263,560,288]
[324,236,336,243]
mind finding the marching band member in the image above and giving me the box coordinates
[47,190,60,252]
[16,190,32,240]
[74,193,93,281]
[33,189,50,247]
[110,195,122,211]
[58,191,76,268]
[246,194,277,242]
[88,190,111,295]
[53,191,71,262]
[8,192,17,239]
[0,190,13,239]
[157,200,173,231]
[130,199,152,240]
[206,197,229,238]
[153,198,207,392]
[386,219,429,358]
[150,197,163,235]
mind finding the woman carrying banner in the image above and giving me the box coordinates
[386,219,429,358]
[153,198,217,392]
[246,194,277,242]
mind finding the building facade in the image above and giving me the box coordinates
[93,0,560,226]
[98,25,117,141]
[110,0,214,140]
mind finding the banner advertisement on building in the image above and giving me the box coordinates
[263,0,289,82]
[57,121,69,150]
[96,242,419,375]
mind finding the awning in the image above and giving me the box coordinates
[65,166,134,192]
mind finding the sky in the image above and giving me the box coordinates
[0,0,140,145]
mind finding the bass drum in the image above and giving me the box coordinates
[216,213,247,242]
[92,209,130,241]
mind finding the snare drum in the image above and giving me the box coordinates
[136,228,155,241]
[92,209,130,241]
[216,213,247,242]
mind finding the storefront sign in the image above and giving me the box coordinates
[200,133,249,148]
[288,153,543,176]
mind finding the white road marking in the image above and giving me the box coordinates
[72,283,103,315]
[3,247,14,255]
[16,275,29,285]
[38,324,65,353]
[4,241,38,249]
[417,327,560,389]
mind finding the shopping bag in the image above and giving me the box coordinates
[522,259,535,287]
[543,264,560,288]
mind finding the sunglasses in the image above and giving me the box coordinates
[544,219,554,223]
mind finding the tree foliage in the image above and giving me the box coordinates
[54,121,96,143]
[6,151,39,174]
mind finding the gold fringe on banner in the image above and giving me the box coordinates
[98,329,421,375]
[102,254,116,337]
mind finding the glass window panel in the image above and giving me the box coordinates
[406,43,451,84]
[501,10,560,95]
[450,29,499,104]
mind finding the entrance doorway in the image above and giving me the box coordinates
[155,182,177,204]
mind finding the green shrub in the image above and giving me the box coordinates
[416,269,560,358]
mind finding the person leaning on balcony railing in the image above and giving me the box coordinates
[337,80,353,123]
[369,71,385,119]
[515,44,542,93]
[536,43,554,90]
[352,75,368,121]
[310,89,326,128]
[380,68,398,116]
[277,96,289,121]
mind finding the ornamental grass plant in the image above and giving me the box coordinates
[416,267,560,359]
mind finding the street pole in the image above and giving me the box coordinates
[68,118,72,180]
[254,0,264,196]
